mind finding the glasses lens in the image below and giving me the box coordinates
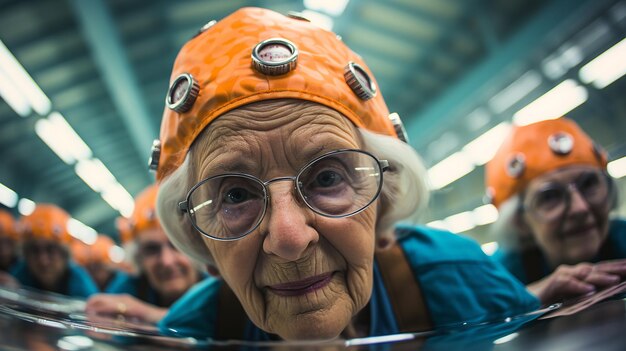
[527,170,609,221]
[574,171,608,204]
[188,175,266,239]
[528,185,567,220]
[298,150,382,217]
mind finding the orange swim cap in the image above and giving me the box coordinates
[485,118,608,208]
[19,204,72,244]
[117,184,160,243]
[152,7,404,181]
[72,234,115,266]
[0,209,17,241]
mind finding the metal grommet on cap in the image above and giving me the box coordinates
[388,113,409,143]
[344,62,377,100]
[194,20,217,38]
[506,153,526,178]
[251,38,299,76]
[548,131,574,156]
[148,139,161,172]
[166,73,199,113]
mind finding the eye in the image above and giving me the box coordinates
[224,187,250,204]
[576,172,600,193]
[315,170,343,188]
[533,187,564,209]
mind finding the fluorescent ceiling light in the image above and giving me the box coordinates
[17,198,36,216]
[473,204,499,226]
[427,151,475,190]
[513,79,588,126]
[579,38,626,89]
[608,156,626,179]
[67,218,97,245]
[303,0,349,16]
[462,122,512,166]
[0,182,18,208]
[488,71,542,114]
[480,241,499,256]
[75,158,116,192]
[444,211,475,233]
[301,10,334,31]
[0,67,30,116]
[35,112,92,164]
[101,183,134,218]
[0,40,51,116]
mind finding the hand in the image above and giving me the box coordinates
[528,259,626,305]
[0,271,20,289]
[85,293,168,325]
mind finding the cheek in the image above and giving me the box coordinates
[204,236,261,289]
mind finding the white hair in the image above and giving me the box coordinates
[157,128,430,265]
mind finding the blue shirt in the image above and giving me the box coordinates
[10,260,98,298]
[159,225,539,339]
[493,219,626,284]
[106,271,209,307]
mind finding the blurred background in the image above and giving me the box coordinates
[0,0,624,254]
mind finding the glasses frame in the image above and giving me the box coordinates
[520,170,612,222]
[178,149,389,241]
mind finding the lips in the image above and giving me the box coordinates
[267,272,334,297]
[562,224,596,238]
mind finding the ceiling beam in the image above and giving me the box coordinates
[69,0,156,179]
[404,0,611,151]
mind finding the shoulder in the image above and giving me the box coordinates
[67,263,98,297]
[392,225,539,325]
[395,225,488,266]
[105,272,140,295]
[158,277,222,338]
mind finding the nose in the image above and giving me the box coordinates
[261,181,318,261]
[158,243,178,266]
[567,184,591,215]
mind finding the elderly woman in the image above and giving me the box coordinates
[86,184,204,324]
[9,204,98,298]
[487,118,626,303]
[151,7,543,341]
[71,234,123,291]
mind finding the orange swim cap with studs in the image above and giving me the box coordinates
[152,7,406,181]
[72,234,115,266]
[19,204,73,244]
[485,118,608,208]
[117,184,160,244]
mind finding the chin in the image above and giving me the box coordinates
[271,310,352,341]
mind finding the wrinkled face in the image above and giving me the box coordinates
[23,239,67,288]
[137,227,199,303]
[191,100,377,340]
[522,165,611,266]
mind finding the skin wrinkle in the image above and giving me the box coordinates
[189,100,377,339]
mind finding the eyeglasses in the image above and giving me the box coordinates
[24,243,63,257]
[522,170,610,222]
[138,240,177,258]
[179,149,389,241]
